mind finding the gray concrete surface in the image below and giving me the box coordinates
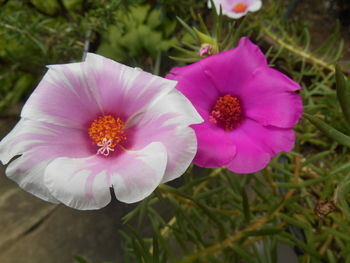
[0,165,133,263]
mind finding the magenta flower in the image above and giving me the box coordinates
[166,37,303,174]
[209,0,262,19]
[0,54,202,210]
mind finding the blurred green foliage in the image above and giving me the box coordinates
[97,4,177,69]
[0,0,123,113]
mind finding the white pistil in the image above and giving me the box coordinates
[97,138,114,156]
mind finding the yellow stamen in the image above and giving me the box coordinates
[88,115,126,155]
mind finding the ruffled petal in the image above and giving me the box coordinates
[125,89,202,183]
[225,119,295,173]
[85,53,176,120]
[110,142,167,203]
[44,142,167,208]
[192,121,237,168]
[239,67,303,128]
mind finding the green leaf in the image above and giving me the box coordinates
[337,174,350,218]
[304,113,350,148]
[176,16,199,43]
[336,65,350,124]
[72,255,89,263]
[241,187,251,224]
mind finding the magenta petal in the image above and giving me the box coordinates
[240,68,303,128]
[166,37,267,111]
[226,119,295,173]
[225,133,270,174]
[192,122,237,168]
[166,65,220,113]
[239,119,296,156]
[200,37,268,94]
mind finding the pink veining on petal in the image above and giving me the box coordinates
[22,63,103,128]
[85,53,176,121]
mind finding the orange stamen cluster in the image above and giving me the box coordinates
[210,94,242,131]
[232,2,247,13]
[88,115,126,149]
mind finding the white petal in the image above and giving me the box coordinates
[6,155,58,203]
[0,120,54,164]
[160,127,197,183]
[111,142,167,203]
[248,0,262,12]
[44,156,112,210]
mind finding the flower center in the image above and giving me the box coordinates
[88,115,126,156]
[232,2,247,13]
[209,94,242,131]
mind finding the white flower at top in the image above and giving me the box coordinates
[0,53,203,210]
[209,0,262,19]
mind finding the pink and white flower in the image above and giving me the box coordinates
[0,54,202,210]
[209,0,262,19]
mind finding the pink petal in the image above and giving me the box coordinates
[21,62,103,128]
[85,53,176,121]
[239,68,303,128]
[125,90,203,183]
[192,121,237,168]
[21,54,176,129]
[226,119,295,173]
[0,119,92,164]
